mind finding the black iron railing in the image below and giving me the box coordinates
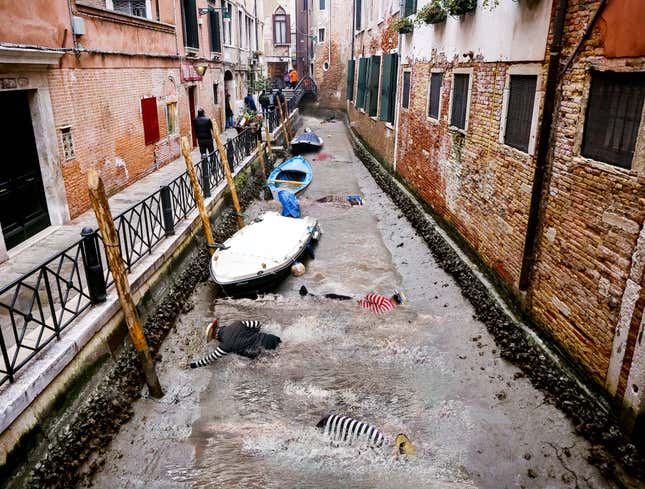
[0,127,268,387]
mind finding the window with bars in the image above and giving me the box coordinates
[113,0,147,18]
[450,73,469,130]
[427,72,442,120]
[503,75,537,152]
[404,0,417,17]
[380,53,398,123]
[402,71,411,109]
[61,127,75,160]
[356,58,368,109]
[582,71,645,169]
[366,55,381,117]
[273,7,290,45]
[213,83,219,104]
[346,59,356,101]
[318,28,325,43]
[181,0,199,49]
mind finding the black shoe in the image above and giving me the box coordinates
[299,285,309,297]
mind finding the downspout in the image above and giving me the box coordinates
[518,0,569,290]
[327,0,331,67]
[66,0,79,53]
[351,0,355,61]
[392,0,404,172]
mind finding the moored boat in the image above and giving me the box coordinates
[209,212,321,296]
[267,155,312,199]
[290,128,324,154]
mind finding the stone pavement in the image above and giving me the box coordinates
[0,129,238,291]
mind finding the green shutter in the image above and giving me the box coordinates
[355,0,362,30]
[357,58,368,108]
[367,55,381,116]
[380,53,398,122]
[346,59,356,101]
[404,0,417,17]
[209,10,221,53]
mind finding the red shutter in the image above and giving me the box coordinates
[285,14,291,44]
[272,14,277,44]
[141,96,160,145]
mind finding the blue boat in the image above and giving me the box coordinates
[267,155,313,199]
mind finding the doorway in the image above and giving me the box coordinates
[0,90,50,250]
[188,86,197,147]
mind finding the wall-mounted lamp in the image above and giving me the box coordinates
[198,6,231,19]
[195,64,208,76]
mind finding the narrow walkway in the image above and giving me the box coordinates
[0,129,238,290]
[89,115,613,489]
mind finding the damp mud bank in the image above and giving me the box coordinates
[84,115,637,489]
[0,154,273,489]
[346,115,645,485]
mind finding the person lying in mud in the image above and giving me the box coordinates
[299,286,406,313]
[187,319,281,368]
[316,414,416,460]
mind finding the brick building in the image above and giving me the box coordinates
[0,0,263,262]
[328,0,645,433]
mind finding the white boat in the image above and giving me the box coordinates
[209,212,321,295]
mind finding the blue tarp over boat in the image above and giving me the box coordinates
[267,155,312,199]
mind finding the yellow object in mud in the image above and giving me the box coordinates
[395,434,417,456]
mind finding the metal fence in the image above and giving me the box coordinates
[0,127,271,387]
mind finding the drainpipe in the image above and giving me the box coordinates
[327,0,331,68]
[518,0,569,290]
[391,0,404,172]
[351,0,355,61]
[66,0,79,52]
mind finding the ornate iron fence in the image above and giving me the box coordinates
[0,127,266,387]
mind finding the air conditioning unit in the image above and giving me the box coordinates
[72,16,85,36]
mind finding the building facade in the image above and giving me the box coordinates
[263,0,297,87]
[331,0,645,432]
[0,0,263,262]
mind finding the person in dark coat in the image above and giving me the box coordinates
[187,319,281,368]
[244,92,258,112]
[193,109,214,156]
[274,88,286,110]
[258,90,270,116]
[225,93,235,128]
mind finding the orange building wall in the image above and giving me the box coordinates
[599,0,645,58]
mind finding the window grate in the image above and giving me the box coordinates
[113,0,147,18]
[402,72,411,109]
[504,75,537,152]
[428,72,442,119]
[451,73,469,130]
[582,71,645,169]
[61,127,75,160]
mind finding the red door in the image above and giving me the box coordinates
[188,86,197,147]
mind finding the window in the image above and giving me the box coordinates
[427,72,442,120]
[366,55,381,117]
[112,0,147,18]
[273,7,290,45]
[318,28,325,43]
[402,71,411,109]
[356,57,368,109]
[209,9,222,53]
[213,83,219,105]
[450,73,470,130]
[347,59,356,101]
[239,11,243,47]
[404,0,417,17]
[165,103,177,135]
[582,71,645,169]
[141,97,160,145]
[61,127,75,160]
[320,0,326,9]
[181,0,199,49]
[380,53,398,123]
[504,75,537,152]
[355,0,362,30]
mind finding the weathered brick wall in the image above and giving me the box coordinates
[49,65,188,218]
[314,39,346,109]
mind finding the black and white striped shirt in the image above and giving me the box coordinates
[241,320,262,330]
[316,414,386,448]
[190,346,228,368]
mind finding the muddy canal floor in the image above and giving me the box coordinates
[87,116,618,489]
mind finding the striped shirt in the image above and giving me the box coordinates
[317,414,385,448]
[358,294,396,314]
[190,346,228,368]
[241,320,262,330]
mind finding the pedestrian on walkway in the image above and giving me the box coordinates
[244,91,257,112]
[186,319,281,369]
[193,109,215,156]
[289,68,299,88]
[259,90,270,116]
[283,71,290,88]
[299,286,406,314]
[225,92,235,129]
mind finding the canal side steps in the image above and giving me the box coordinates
[0,112,304,470]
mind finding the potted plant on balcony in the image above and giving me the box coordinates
[445,0,477,16]
[416,0,448,24]
[390,17,415,34]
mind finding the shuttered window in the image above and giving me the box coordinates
[141,97,160,145]
[402,71,411,109]
[209,9,222,53]
[582,71,645,169]
[404,0,417,17]
[380,53,398,123]
[181,0,199,49]
[357,58,368,109]
[273,9,291,45]
[355,0,362,30]
[347,59,356,101]
[428,72,442,119]
[366,55,381,117]
[503,75,537,152]
[450,73,469,130]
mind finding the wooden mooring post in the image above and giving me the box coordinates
[212,122,245,229]
[181,137,216,255]
[257,138,266,176]
[87,169,163,398]
[276,97,290,146]
[264,123,273,161]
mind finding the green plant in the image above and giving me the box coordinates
[445,0,477,16]
[250,75,272,92]
[416,0,448,24]
[389,17,415,34]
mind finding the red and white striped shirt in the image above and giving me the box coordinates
[358,294,396,314]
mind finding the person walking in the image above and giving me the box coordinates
[244,91,257,112]
[186,319,281,369]
[225,92,235,129]
[193,108,215,156]
[283,71,290,89]
[275,88,286,111]
[289,68,299,88]
[259,90,270,116]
